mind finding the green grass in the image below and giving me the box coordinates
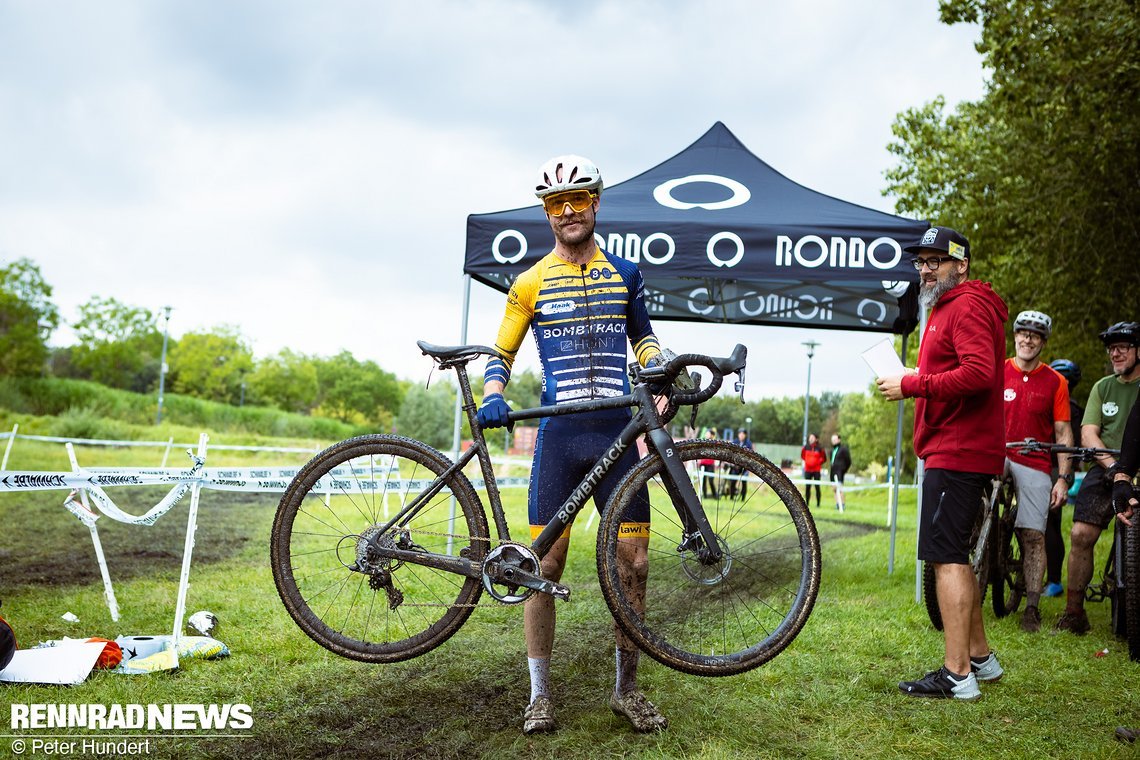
[1,436,1137,759]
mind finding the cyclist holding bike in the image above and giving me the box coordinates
[1056,321,1140,634]
[477,155,671,734]
[1001,310,1074,632]
[877,226,1008,701]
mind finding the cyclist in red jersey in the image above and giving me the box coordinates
[1002,310,1074,632]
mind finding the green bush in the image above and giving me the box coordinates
[0,376,363,441]
[48,405,132,441]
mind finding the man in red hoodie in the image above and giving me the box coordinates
[877,226,1009,701]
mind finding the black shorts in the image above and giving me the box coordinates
[831,470,847,484]
[1073,465,1114,530]
[918,468,992,565]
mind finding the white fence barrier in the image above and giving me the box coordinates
[1,426,916,633]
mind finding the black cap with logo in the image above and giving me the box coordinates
[904,226,970,260]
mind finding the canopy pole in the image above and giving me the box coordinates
[448,275,473,555]
[913,307,929,601]
[887,332,909,575]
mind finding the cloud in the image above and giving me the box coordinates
[0,0,985,400]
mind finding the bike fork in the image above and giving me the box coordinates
[646,428,723,563]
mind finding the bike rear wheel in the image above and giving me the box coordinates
[922,561,943,631]
[990,481,1023,618]
[923,493,990,630]
[596,441,820,676]
[270,435,489,663]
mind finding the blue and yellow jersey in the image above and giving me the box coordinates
[485,248,661,408]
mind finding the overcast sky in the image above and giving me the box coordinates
[0,1,987,400]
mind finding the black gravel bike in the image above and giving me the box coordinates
[270,341,821,676]
[923,467,1020,631]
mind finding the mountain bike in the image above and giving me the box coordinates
[270,341,821,677]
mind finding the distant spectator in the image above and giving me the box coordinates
[724,429,752,500]
[829,434,852,512]
[801,433,825,509]
[699,429,718,498]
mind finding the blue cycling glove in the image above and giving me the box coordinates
[477,393,512,430]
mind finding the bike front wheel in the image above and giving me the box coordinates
[596,440,820,676]
[271,435,489,663]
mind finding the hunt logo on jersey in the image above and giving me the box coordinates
[539,300,576,316]
[588,267,614,281]
[1103,401,1120,417]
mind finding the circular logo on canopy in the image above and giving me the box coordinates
[653,175,751,211]
[492,229,528,264]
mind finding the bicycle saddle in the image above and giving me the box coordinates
[417,340,502,365]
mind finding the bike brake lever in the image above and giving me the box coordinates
[734,367,746,403]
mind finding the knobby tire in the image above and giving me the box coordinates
[596,440,820,676]
[1124,518,1140,661]
[270,435,489,663]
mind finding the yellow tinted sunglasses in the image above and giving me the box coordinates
[542,190,597,216]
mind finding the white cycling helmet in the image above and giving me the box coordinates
[1013,309,1052,339]
[534,155,603,198]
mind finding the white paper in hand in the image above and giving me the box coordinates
[862,339,906,378]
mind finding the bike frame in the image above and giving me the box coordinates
[361,353,722,597]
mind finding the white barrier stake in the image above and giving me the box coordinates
[1,424,17,470]
[161,436,174,467]
[65,443,121,622]
[170,433,209,667]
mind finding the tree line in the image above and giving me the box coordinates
[884,0,1139,382]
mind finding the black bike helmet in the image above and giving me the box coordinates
[1049,359,1081,387]
[1098,321,1140,347]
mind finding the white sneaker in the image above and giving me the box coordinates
[970,652,1004,683]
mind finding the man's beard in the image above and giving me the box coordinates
[1114,355,1139,377]
[918,270,965,309]
[552,217,595,248]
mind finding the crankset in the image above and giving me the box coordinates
[481,542,571,604]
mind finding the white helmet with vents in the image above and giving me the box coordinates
[534,155,603,198]
[1013,310,1052,339]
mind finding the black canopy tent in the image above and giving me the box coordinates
[465,122,926,335]
[460,122,927,575]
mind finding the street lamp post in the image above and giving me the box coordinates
[156,306,172,425]
[801,340,819,446]
[745,416,752,440]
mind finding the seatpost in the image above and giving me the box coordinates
[454,361,511,540]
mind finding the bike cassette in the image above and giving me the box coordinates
[481,542,542,604]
